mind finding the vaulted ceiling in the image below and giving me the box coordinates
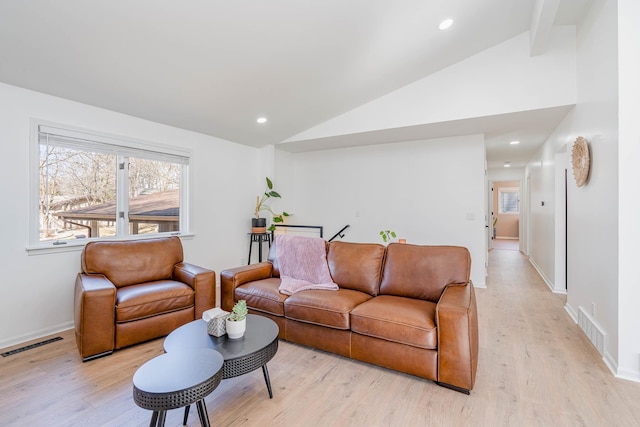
[0,0,589,167]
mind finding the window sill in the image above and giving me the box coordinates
[26,233,194,256]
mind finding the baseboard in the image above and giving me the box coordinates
[0,322,74,350]
[603,351,640,383]
[564,303,578,323]
[614,364,640,383]
[528,256,566,294]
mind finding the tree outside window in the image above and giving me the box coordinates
[35,122,189,244]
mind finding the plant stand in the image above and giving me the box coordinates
[248,232,271,264]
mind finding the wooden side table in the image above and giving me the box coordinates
[248,232,271,264]
[133,349,223,427]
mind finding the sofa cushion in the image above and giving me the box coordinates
[327,241,385,296]
[380,244,470,302]
[82,237,184,288]
[235,278,287,316]
[350,295,437,349]
[115,280,194,323]
[284,289,372,329]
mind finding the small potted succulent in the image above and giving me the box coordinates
[226,300,248,339]
[253,177,290,233]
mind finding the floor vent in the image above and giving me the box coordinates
[577,307,605,356]
[1,336,63,357]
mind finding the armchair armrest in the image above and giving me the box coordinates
[74,273,117,361]
[435,282,479,392]
[220,262,273,311]
[173,262,216,318]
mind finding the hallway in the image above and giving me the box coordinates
[492,238,520,251]
[475,249,640,425]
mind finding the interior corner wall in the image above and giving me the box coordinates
[0,82,260,348]
[526,0,620,372]
[275,134,487,287]
[616,0,640,381]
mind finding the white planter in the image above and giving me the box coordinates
[225,318,246,339]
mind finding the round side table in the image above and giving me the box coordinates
[133,349,223,427]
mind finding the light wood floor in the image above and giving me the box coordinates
[492,238,520,251]
[2,250,640,426]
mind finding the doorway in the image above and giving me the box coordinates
[491,181,521,251]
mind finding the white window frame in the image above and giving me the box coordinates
[498,187,520,214]
[28,119,192,253]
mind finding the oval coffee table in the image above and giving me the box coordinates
[164,314,279,395]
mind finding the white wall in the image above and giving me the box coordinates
[286,27,576,143]
[276,134,487,287]
[526,0,622,375]
[0,83,260,348]
[617,0,640,381]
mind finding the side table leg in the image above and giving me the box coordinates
[262,364,273,398]
[196,399,211,427]
[149,411,158,427]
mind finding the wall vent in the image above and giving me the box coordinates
[1,336,63,357]
[577,307,606,356]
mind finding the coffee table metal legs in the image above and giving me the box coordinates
[148,410,166,427]
[183,363,274,426]
[182,401,210,427]
[182,405,190,425]
[196,399,211,427]
[262,364,273,399]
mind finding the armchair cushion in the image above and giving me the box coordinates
[82,237,183,288]
[115,280,195,323]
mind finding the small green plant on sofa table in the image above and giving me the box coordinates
[379,230,397,243]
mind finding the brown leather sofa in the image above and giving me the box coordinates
[221,241,478,393]
[74,236,215,361]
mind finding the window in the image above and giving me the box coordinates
[498,187,519,214]
[32,121,190,247]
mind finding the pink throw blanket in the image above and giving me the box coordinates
[275,234,338,295]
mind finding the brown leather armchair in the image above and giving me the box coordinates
[74,236,215,361]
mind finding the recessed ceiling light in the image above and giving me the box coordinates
[256,117,267,124]
[438,18,454,30]
[504,162,511,168]
[510,140,520,145]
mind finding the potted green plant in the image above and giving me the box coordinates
[253,177,290,233]
[226,300,248,339]
[379,230,397,243]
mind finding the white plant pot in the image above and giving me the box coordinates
[226,318,246,339]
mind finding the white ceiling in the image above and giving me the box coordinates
[0,0,589,168]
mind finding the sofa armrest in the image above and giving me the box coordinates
[435,282,479,392]
[74,273,117,361]
[173,262,216,318]
[220,262,273,311]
